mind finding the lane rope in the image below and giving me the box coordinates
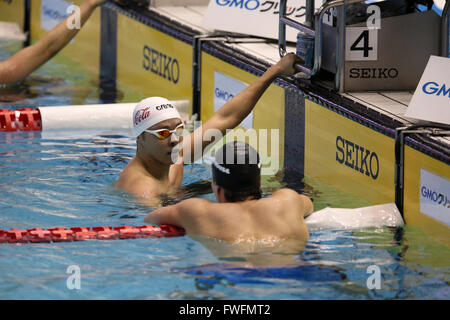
[0,108,42,132]
[0,225,185,244]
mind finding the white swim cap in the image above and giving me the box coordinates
[132,97,182,137]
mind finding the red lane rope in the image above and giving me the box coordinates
[1,109,185,242]
[0,108,42,132]
[0,225,185,244]
[1,109,185,243]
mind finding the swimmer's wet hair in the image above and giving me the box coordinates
[212,141,262,202]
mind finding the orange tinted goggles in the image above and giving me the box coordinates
[144,123,184,140]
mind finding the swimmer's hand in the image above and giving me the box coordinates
[272,53,304,76]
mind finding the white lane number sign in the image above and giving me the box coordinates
[346,27,378,61]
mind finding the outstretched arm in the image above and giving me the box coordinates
[0,0,106,85]
[145,202,183,227]
[144,198,210,232]
[182,53,303,163]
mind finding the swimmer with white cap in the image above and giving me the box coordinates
[116,53,303,203]
[145,141,313,246]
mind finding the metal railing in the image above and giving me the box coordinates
[278,0,367,77]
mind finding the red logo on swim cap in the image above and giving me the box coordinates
[134,107,151,126]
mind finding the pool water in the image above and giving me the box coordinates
[1,42,449,300]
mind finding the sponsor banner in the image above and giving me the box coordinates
[304,100,395,204]
[143,44,181,85]
[420,168,450,226]
[405,55,450,125]
[116,14,192,103]
[41,0,72,31]
[200,52,285,174]
[403,145,450,246]
[214,71,252,129]
[335,135,380,180]
[202,0,323,42]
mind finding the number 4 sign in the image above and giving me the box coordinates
[346,27,378,61]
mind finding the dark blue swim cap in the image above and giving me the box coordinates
[212,141,261,190]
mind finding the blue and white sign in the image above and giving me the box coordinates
[405,55,450,125]
[202,0,323,42]
[214,71,252,129]
[420,168,450,226]
[41,0,73,31]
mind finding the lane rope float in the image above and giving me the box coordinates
[0,225,185,244]
[0,108,42,132]
[1,103,190,244]
[0,101,189,133]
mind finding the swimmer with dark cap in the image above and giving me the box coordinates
[144,141,313,242]
[116,53,303,204]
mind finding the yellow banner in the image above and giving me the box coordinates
[116,14,192,110]
[0,0,24,26]
[304,100,395,205]
[200,52,285,175]
[404,145,450,246]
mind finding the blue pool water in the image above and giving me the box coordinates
[1,42,449,300]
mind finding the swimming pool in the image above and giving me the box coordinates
[1,42,449,300]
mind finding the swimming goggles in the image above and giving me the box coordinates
[143,123,184,140]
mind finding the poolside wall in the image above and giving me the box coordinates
[0,0,26,28]
[115,12,193,110]
[1,0,449,246]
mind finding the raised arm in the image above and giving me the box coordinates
[0,0,106,85]
[182,53,303,163]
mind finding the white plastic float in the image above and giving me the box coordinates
[0,100,191,138]
[305,203,404,231]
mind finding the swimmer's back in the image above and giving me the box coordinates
[151,188,312,242]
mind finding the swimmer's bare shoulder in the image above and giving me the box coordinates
[115,159,159,198]
[270,188,313,218]
[237,188,312,240]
